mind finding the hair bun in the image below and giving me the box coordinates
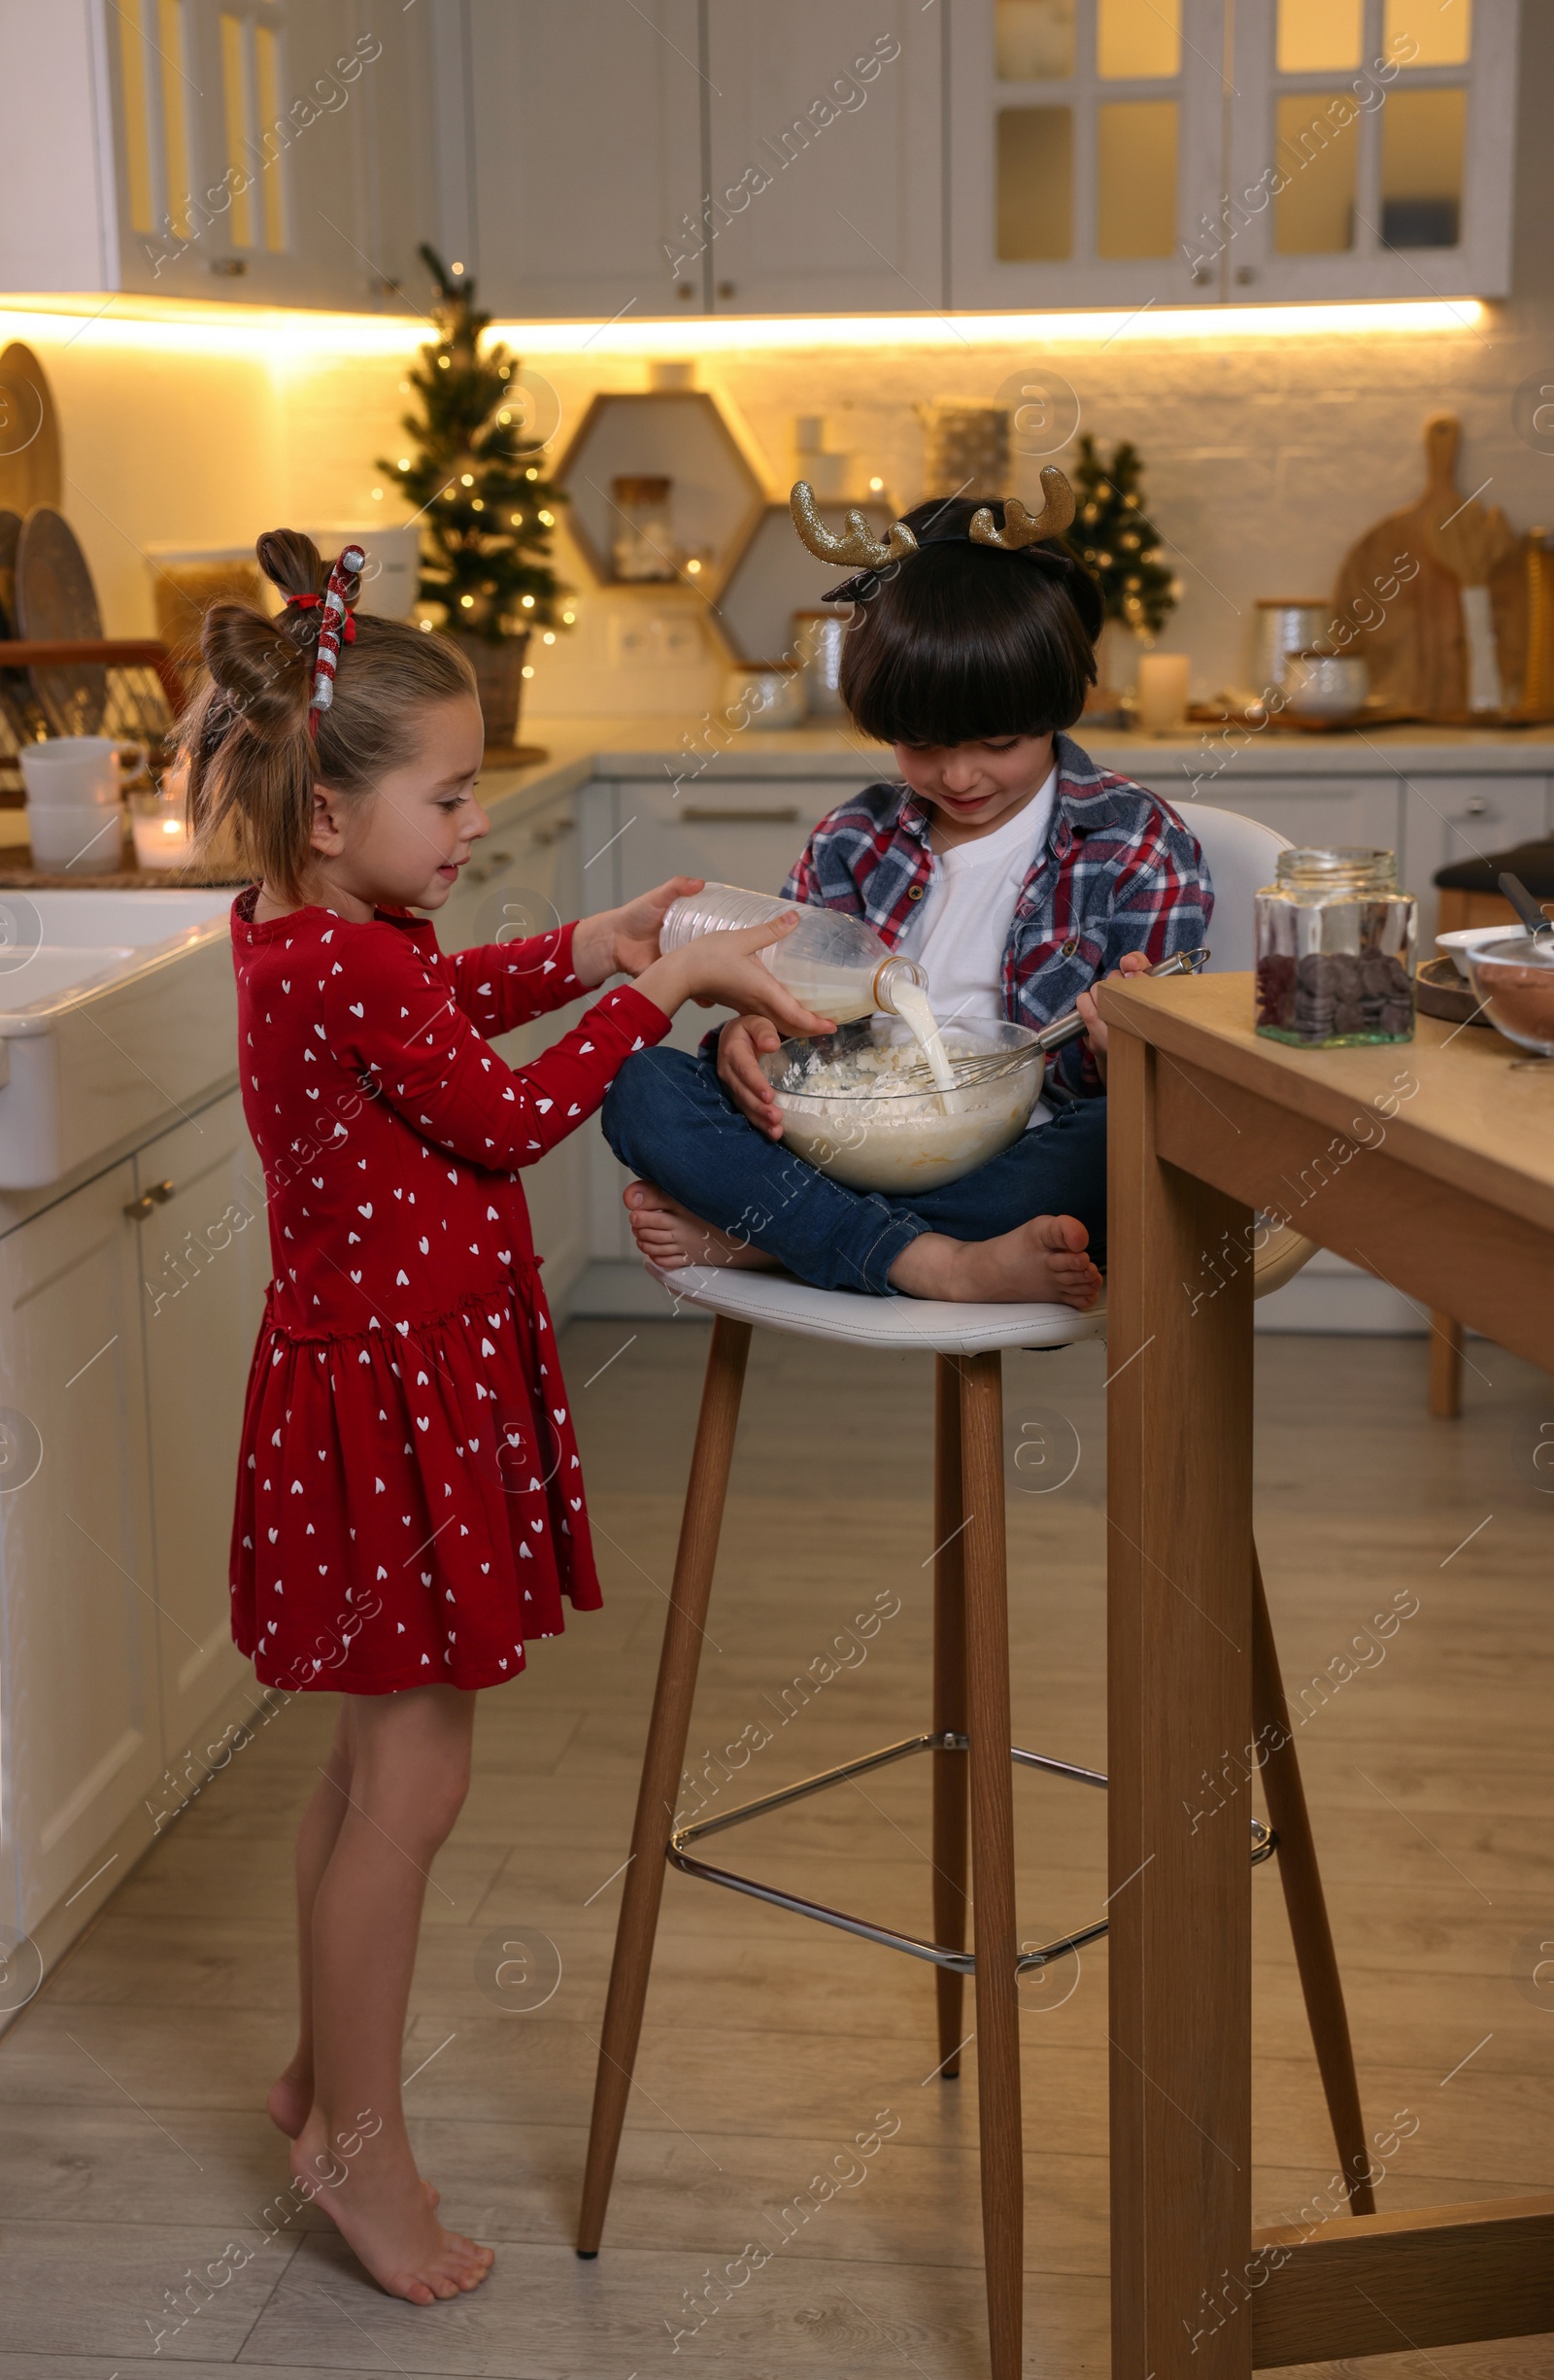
[200,597,312,747]
[255,527,327,603]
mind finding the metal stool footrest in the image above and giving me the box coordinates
[667,1730,1275,1978]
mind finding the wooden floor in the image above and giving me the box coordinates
[3,1320,1553,2378]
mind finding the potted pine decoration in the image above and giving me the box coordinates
[379,245,569,756]
[1062,435,1178,721]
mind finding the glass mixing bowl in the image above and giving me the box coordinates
[1466,934,1554,1056]
[759,1016,1045,1193]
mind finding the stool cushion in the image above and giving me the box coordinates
[1435,837,1554,896]
[645,1262,1106,1354]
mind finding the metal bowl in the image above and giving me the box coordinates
[760,1016,1044,1192]
[1466,934,1554,1056]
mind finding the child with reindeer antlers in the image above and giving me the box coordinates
[603,469,1213,1309]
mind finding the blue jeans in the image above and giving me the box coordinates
[601,1045,1109,1298]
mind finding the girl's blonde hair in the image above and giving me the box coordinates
[182,528,477,900]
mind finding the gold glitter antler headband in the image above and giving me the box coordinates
[789,481,919,567]
[967,466,1076,548]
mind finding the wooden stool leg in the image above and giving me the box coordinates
[576,1315,752,2254]
[932,1354,969,2079]
[960,1350,1023,2380]
[1430,1313,1465,1417]
[1252,1542,1377,2218]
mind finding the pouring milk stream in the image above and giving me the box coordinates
[659,884,961,1099]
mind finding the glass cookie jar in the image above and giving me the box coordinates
[1255,848,1416,1047]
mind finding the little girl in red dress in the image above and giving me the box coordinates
[185,532,825,2310]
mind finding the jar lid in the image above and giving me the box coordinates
[1273,846,1400,888]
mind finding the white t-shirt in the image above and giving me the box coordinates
[898,765,1058,1026]
[898,765,1060,1130]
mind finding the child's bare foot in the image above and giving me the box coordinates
[271,2070,439,2204]
[291,2114,490,2305]
[268,2066,312,2140]
[625,1179,781,1274]
[889,1213,1102,1308]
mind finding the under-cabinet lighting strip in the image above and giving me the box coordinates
[0,295,1486,359]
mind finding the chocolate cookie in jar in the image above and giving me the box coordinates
[1255,848,1416,1047]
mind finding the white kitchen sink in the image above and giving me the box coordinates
[0,889,240,1189]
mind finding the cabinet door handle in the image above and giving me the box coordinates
[530,818,575,847]
[681,805,801,824]
[124,1179,174,1219]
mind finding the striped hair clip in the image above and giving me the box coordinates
[291,545,365,735]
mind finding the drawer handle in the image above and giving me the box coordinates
[530,819,575,847]
[682,805,801,824]
[124,1179,174,1219]
[463,848,515,887]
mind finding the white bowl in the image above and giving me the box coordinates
[760,1017,1043,1193]
[1436,923,1529,979]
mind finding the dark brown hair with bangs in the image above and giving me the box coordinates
[837,496,1102,749]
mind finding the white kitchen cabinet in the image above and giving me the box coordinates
[0,1157,161,1938]
[465,0,706,321]
[949,0,1228,310]
[1222,0,1517,304]
[703,2,944,315]
[1188,770,1403,862]
[0,0,439,310]
[132,1093,268,1761]
[435,785,593,1309]
[1399,772,1550,943]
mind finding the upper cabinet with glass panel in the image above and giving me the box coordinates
[1222,0,1514,301]
[95,0,438,308]
[952,0,1516,310]
[952,0,1232,306]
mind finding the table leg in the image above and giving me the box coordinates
[932,1353,969,2080]
[1106,1028,1256,2380]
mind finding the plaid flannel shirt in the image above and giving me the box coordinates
[781,731,1212,1101]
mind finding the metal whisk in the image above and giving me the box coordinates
[884,948,1210,1091]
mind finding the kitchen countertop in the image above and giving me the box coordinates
[1,714,1550,890]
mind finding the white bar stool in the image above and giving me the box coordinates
[577,811,1370,2379]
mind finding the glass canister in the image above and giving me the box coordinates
[1254,848,1416,1046]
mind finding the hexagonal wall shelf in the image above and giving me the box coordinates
[553,391,765,597]
[713,498,899,664]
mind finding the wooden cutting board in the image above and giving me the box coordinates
[0,345,62,516]
[1332,414,1525,717]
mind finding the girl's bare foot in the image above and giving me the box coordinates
[890,1213,1102,1308]
[624,1179,781,1274]
[271,2071,439,2205]
[290,2114,490,2305]
[268,2067,312,2140]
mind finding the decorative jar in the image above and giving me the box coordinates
[1255,848,1415,1046]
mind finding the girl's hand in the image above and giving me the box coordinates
[633,913,835,1038]
[1075,948,1153,1079]
[570,876,705,988]
[717,1014,786,1139]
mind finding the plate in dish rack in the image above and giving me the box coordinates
[15,504,107,736]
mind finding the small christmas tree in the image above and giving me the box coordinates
[379,246,568,642]
[1063,435,1176,636]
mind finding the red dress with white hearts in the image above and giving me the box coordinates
[226,888,670,1695]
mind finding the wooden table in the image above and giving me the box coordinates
[1096,970,1554,2380]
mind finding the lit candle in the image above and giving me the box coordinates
[130,800,193,870]
[1133,652,1192,734]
